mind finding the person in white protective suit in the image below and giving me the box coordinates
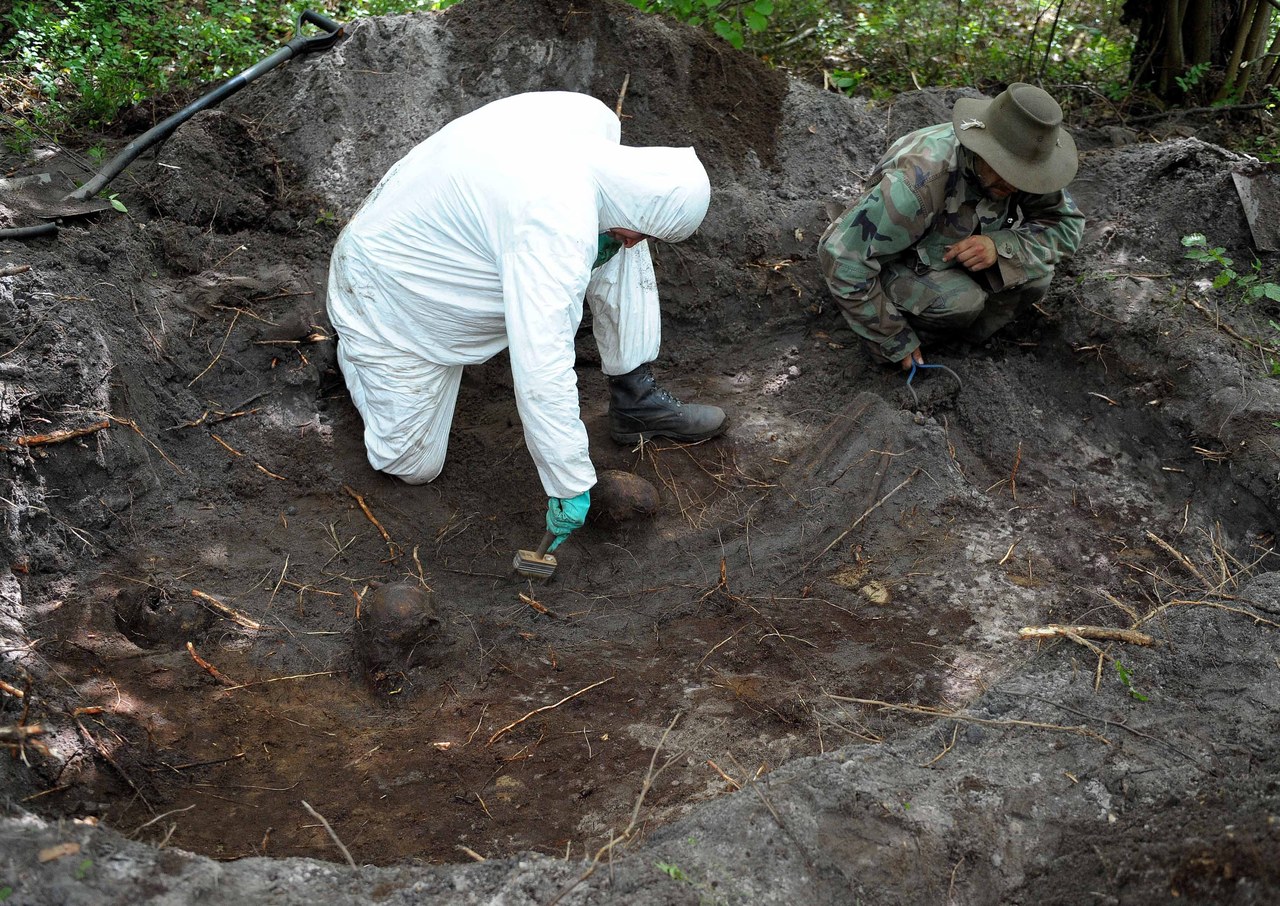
[326,91,728,551]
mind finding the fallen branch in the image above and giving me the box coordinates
[191,589,262,631]
[186,642,238,686]
[488,676,614,746]
[15,419,110,448]
[1019,624,1157,646]
[253,462,287,481]
[1009,441,1022,499]
[77,719,151,811]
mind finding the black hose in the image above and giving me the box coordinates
[65,10,345,203]
[0,222,58,241]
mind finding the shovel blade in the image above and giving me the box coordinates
[0,172,113,222]
[1232,162,1280,253]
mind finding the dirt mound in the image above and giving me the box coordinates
[1,1,1278,903]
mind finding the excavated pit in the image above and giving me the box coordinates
[1,2,1278,903]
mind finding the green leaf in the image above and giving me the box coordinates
[1262,284,1280,302]
[1180,233,1207,248]
[745,11,768,31]
[109,195,127,213]
[753,0,775,14]
[712,19,742,47]
[1212,271,1232,290]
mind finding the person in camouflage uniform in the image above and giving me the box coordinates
[819,83,1085,369]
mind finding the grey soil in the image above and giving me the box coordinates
[1,1,1278,903]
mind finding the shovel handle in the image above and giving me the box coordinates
[294,10,345,52]
[536,531,557,559]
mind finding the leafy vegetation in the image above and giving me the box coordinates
[1182,233,1280,306]
[1182,233,1280,378]
[0,0,1276,160]
[0,0,459,139]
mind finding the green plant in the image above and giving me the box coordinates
[1174,61,1211,94]
[1114,660,1149,702]
[0,886,12,902]
[1181,234,1280,305]
[656,860,690,882]
[625,0,777,50]
[106,192,126,213]
[826,67,867,94]
[2,116,38,155]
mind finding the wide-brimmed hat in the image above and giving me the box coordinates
[952,83,1078,194]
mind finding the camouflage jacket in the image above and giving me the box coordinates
[818,123,1085,361]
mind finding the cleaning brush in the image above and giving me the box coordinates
[512,530,558,580]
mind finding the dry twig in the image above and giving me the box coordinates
[488,676,614,745]
[805,467,921,570]
[546,713,682,906]
[14,419,110,448]
[301,800,356,868]
[343,484,399,559]
[1019,624,1157,647]
[827,694,1112,744]
[191,589,262,631]
[186,642,238,686]
[614,71,630,117]
[1145,531,1212,588]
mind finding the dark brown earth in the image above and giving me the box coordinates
[1,1,1278,904]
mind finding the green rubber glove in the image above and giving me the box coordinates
[545,491,590,551]
[593,233,623,269]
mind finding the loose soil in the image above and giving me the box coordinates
[1,1,1278,904]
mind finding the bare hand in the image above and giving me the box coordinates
[943,235,997,271]
[899,347,924,370]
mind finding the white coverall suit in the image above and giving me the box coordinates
[326,91,711,500]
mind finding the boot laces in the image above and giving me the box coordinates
[650,385,681,408]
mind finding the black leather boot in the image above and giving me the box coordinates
[607,364,727,444]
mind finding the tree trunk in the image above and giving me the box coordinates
[1124,0,1276,102]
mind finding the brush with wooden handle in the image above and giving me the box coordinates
[512,530,558,580]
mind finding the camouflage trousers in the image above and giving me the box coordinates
[870,262,1053,363]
